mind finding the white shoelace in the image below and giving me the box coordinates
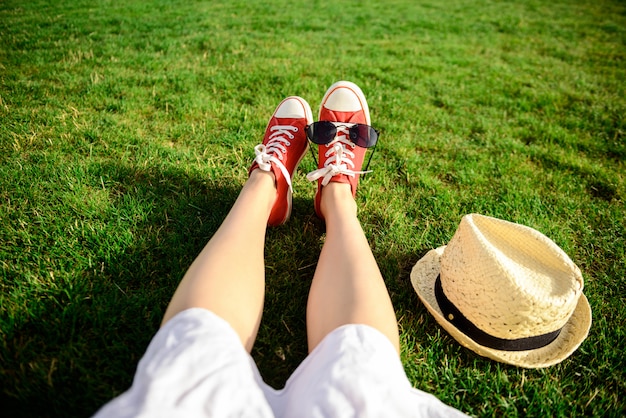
[306,125,371,186]
[254,125,298,193]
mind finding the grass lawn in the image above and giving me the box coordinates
[1,0,624,416]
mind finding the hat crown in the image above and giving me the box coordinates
[440,214,584,340]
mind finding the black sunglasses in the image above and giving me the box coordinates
[305,121,380,172]
[305,121,379,148]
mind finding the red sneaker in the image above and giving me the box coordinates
[249,96,313,226]
[306,81,373,219]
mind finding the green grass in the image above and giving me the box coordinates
[1,0,624,416]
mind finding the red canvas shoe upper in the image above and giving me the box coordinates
[249,96,312,226]
[306,81,372,219]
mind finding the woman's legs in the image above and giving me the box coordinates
[161,170,275,352]
[306,182,400,353]
[162,176,400,354]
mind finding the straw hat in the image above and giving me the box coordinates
[410,214,591,368]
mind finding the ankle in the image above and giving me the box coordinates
[249,168,276,187]
[319,182,357,219]
[246,169,278,211]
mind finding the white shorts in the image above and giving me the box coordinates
[93,308,466,417]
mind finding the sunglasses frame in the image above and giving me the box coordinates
[305,121,380,173]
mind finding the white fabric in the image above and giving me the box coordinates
[93,308,467,418]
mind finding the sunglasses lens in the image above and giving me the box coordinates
[306,121,336,144]
[350,124,379,148]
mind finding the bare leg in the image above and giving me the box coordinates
[306,182,400,353]
[161,170,275,352]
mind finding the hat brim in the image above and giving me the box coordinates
[410,247,592,368]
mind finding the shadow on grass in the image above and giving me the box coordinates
[1,162,340,417]
[2,162,238,417]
